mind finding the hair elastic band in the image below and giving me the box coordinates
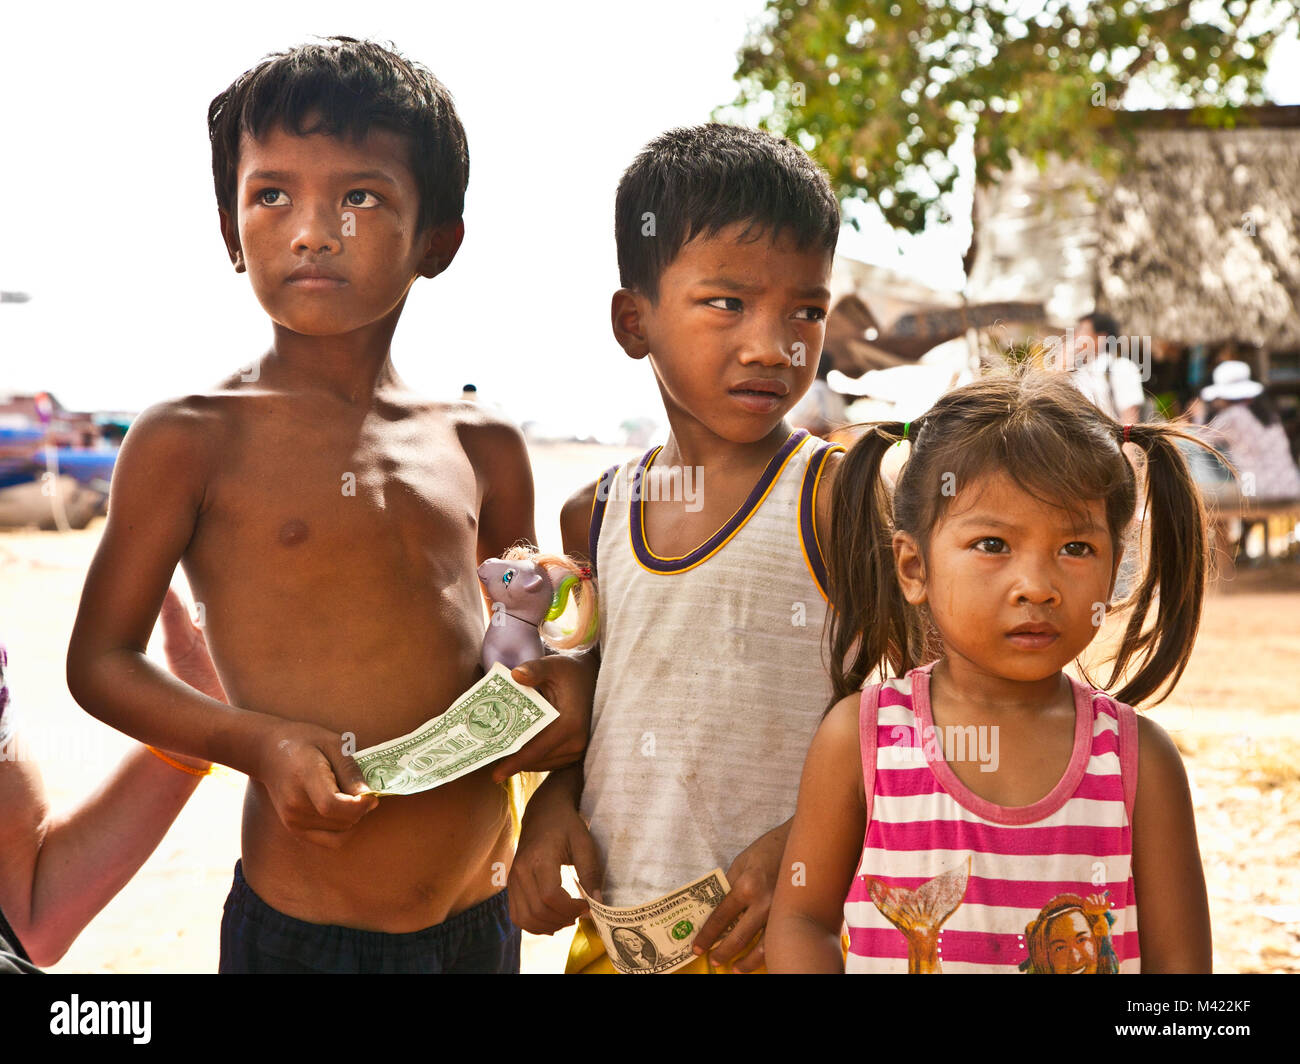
[146,745,214,778]
[1122,424,1132,444]
[895,422,910,448]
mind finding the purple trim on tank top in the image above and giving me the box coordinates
[629,429,808,573]
[588,464,620,578]
[798,439,841,596]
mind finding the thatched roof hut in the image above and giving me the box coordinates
[967,105,1300,355]
[826,256,1044,377]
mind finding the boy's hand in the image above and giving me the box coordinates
[691,821,791,972]
[508,772,603,935]
[492,654,597,781]
[255,723,379,848]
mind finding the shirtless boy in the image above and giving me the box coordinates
[66,38,591,974]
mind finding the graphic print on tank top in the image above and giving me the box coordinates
[863,859,1121,974]
[845,664,1140,974]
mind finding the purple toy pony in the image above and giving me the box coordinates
[478,546,598,672]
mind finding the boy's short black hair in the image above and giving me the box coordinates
[1080,311,1120,342]
[615,124,840,299]
[208,37,468,232]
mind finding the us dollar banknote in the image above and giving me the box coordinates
[579,869,732,974]
[354,663,558,796]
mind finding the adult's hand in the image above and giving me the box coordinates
[159,588,227,703]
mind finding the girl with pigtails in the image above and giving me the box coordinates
[767,368,1214,974]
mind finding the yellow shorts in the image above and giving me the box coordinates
[564,917,766,974]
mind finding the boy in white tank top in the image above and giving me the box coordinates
[508,125,844,972]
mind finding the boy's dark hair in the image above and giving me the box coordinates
[208,37,468,233]
[615,124,840,299]
[1080,311,1120,343]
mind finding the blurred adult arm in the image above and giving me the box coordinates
[0,591,223,966]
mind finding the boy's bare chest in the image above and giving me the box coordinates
[196,411,480,574]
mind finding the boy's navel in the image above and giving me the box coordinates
[278,518,310,546]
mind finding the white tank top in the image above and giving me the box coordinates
[581,429,840,905]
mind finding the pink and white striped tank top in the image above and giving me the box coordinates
[843,663,1140,974]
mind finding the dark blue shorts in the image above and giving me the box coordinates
[219,861,521,974]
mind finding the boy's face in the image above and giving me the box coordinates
[614,223,832,445]
[220,120,462,336]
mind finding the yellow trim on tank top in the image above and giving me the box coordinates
[629,431,811,576]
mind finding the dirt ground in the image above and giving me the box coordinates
[1137,563,1300,973]
[1,441,1297,973]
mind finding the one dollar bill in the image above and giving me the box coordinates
[580,869,731,974]
[354,663,558,796]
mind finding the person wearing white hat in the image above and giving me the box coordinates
[1201,360,1300,502]
[1201,359,1264,403]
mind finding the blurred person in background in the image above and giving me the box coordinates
[1199,361,1300,502]
[1194,360,1300,564]
[1066,311,1144,424]
[788,353,848,439]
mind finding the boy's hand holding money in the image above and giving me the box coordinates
[254,722,378,847]
[490,652,597,781]
[690,820,791,972]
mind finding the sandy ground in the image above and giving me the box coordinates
[1,441,1298,973]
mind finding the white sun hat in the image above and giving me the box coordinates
[1201,360,1264,402]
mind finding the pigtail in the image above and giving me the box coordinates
[1104,424,1213,707]
[827,423,925,708]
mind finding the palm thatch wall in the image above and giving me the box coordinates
[967,106,1300,352]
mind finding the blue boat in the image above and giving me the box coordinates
[0,421,118,529]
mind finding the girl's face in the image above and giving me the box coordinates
[894,471,1118,685]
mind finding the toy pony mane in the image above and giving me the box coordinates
[502,545,598,651]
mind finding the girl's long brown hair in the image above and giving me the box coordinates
[827,368,1220,709]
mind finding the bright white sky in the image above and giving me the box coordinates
[2,0,1298,440]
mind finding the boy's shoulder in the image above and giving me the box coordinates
[119,391,234,468]
[135,378,522,431]
[122,383,530,478]
[441,397,525,439]
[560,476,605,561]
[447,401,532,492]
